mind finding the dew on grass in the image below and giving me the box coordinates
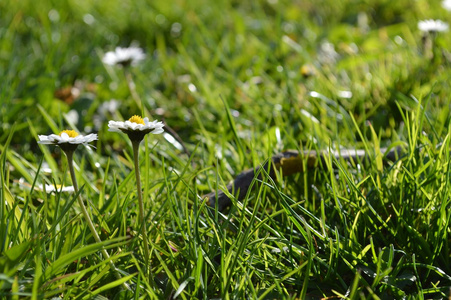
[155,107,165,115]
[48,9,60,23]
[337,91,352,99]
[51,32,60,43]
[282,22,294,33]
[83,14,95,25]
[171,23,182,37]
[109,82,118,91]
[394,35,404,45]
[155,14,166,25]
[188,83,197,92]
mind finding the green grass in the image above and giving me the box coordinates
[2,0,451,298]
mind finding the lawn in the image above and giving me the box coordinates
[2,0,451,298]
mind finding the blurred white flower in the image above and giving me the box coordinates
[94,99,121,130]
[98,99,120,115]
[318,41,339,64]
[16,179,74,194]
[418,19,449,33]
[102,46,146,67]
[443,0,451,11]
[38,130,97,145]
[40,184,75,193]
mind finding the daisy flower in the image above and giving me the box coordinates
[108,114,164,269]
[108,115,164,142]
[38,128,126,287]
[418,19,449,33]
[102,46,146,67]
[38,130,97,151]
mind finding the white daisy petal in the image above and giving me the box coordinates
[151,128,165,135]
[38,135,52,144]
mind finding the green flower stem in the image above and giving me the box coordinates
[132,140,150,274]
[65,150,129,290]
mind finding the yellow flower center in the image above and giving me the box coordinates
[129,115,145,125]
[59,130,79,138]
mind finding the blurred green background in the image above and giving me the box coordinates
[2,0,450,155]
